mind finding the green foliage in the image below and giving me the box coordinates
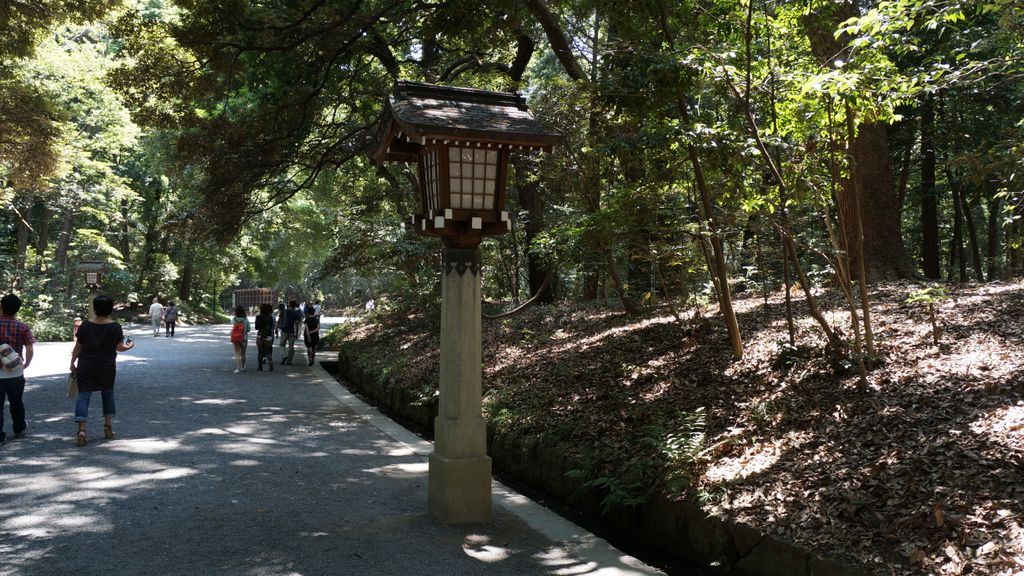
[906,285,950,306]
[644,408,708,496]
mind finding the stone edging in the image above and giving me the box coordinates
[330,350,873,576]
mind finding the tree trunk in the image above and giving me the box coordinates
[51,206,75,292]
[656,0,743,359]
[986,195,1001,280]
[120,198,131,263]
[512,156,557,303]
[15,202,30,271]
[1010,202,1024,277]
[895,123,914,219]
[804,1,917,281]
[604,245,637,315]
[919,94,941,278]
[523,0,588,82]
[851,120,916,280]
[948,182,966,283]
[34,201,49,272]
[963,193,984,282]
[844,106,874,356]
[179,261,193,301]
[525,0,603,301]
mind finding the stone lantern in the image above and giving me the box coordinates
[371,81,562,523]
[75,261,107,321]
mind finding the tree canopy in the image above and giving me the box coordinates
[0,0,1022,344]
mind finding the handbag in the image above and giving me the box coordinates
[66,372,78,399]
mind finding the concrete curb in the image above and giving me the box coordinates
[310,363,666,576]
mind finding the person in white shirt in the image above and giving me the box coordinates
[148,298,164,337]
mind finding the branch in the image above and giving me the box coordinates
[523,0,587,81]
[483,268,554,320]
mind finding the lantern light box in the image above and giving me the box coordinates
[371,81,563,242]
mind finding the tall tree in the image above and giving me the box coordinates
[803,0,918,281]
[0,1,116,190]
[919,93,941,278]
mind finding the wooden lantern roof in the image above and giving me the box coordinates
[370,81,563,163]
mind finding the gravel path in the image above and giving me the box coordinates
[0,323,661,576]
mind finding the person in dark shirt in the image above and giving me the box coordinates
[69,295,134,446]
[254,303,275,371]
[302,306,320,367]
[277,300,303,365]
[164,301,178,337]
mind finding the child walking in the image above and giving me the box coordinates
[230,306,250,373]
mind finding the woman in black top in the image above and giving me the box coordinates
[302,306,320,367]
[70,295,134,446]
[254,303,275,371]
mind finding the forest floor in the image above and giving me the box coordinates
[334,280,1024,576]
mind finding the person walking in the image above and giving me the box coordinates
[254,303,275,371]
[0,294,35,445]
[230,306,250,373]
[148,297,164,337]
[163,301,178,337]
[278,301,303,365]
[69,295,134,446]
[302,305,321,367]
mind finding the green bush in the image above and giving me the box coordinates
[27,315,74,342]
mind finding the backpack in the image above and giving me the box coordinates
[230,321,245,343]
[0,343,22,370]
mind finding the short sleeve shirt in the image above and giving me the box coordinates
[76,321,124,391]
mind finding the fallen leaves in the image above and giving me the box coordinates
[338,280,1024,576]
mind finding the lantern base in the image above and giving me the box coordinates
[428,452,492,524]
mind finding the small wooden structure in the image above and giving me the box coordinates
[232,288,279,309]
[370,81,562,243]
[74,261,107,289]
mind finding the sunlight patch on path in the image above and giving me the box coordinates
[463,534,512,563]
[110,438,184,454]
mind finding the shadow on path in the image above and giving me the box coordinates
[1,325,660,576]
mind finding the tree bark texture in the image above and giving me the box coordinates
[656,0,743,359]
[920,94,941,278]
[512,156,557,303]
[15,202,30,271]
[50,206,74,291]
[962,191,985,282]
[32,200,49,272]
[948,182,962,281]
[804,1,917,281]
[986,195,1001,280]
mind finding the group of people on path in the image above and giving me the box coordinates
[0,292,326,449]
[148,297,178,337]
[230,300,320,373]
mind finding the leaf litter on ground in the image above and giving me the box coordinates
[338,280,1024,576]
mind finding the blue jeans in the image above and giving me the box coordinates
[75,389,115,422]
[0,375,26,439]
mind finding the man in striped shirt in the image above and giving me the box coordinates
[0,294,35,445]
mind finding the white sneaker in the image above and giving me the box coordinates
[233,369,240,374]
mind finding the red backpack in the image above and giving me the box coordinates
[230,321,245,343]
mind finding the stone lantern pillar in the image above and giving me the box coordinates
[371,81,562,523]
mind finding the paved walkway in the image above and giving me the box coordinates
[0,323,664,576]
